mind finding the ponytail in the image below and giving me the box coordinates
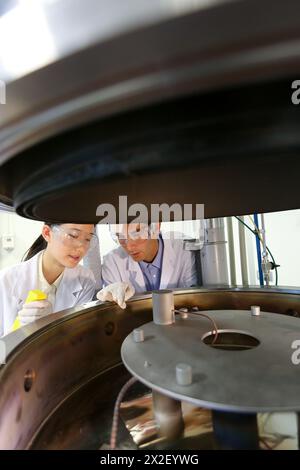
[23,223,56,261]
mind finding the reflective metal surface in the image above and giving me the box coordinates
[0,1,300,220]
[120,391,215,450]
[0,0,227,83]
[120,392,298,450]
[122,308,300,412]
[0,287,300,449]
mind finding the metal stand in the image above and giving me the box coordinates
[152,390,184,441]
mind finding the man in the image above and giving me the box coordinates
[97,223,197,308]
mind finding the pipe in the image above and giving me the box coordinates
[254,213,264,286]
[152,390,184,441]
[201,218,229,286]
[260,213,270,286]
[238,216,249,286]
[226,217,237,286]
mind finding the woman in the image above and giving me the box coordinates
[0,223,97,336]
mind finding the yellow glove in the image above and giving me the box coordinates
[11,290,48,331]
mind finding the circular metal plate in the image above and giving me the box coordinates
[121,309,300,412]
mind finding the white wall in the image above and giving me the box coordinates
[264,209,300,287]
[96,224,118,261]
[0,216,118,270]
[0,212,43,270]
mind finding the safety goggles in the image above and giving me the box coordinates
[51,225,98,250]
[110,224,154,245]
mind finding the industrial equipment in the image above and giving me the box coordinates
[1,0,300,450]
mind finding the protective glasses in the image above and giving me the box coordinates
[51,225,98,250]
[110,224,154,245]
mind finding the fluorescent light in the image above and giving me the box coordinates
[0,0,57,81]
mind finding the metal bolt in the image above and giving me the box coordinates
[251,305,261,316]
[133,328,144,342]
[176,363,192,386]
[179,308,188,319]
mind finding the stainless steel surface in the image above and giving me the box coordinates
[133,328,145,343]
[0,298,153,449]
[122,307,300,412]
[152,390,184,441]
[120,390,216,449]
[176,364,193,386]
[226,217,237,285]
[1,287,300,449]
[152,290,175,325]
[0,0,228,83]
[251,305,261,316]
[201,219,229,286]
[205,218,225,231]
[179,308,189,319]
[121,391,298,450]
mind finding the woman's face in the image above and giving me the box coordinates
[43,223,96,268]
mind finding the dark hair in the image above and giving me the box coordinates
[23,223,56,261]
[23,222,96,261]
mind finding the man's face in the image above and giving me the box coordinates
[112,223,159,262]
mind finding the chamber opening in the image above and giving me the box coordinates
[202,330,260,351]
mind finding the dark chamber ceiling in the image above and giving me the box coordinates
[1,0,300,222]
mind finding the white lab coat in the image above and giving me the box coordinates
[0,252,96,337]
[102,234,197,293]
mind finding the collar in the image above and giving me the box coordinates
[38,251,64,291]
[139,235,164,269]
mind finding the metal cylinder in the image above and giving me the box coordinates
[238,216,249,287]
[227,217,237,286]
[201,218,229,286]
[152,290,174,325]
[152,390,184,440]
[179,308,188,319]
[251,305,261,316]
[176,363,192,386]
[133,328,144,342]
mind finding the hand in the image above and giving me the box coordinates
[96,282,135,309]
[18,300,53,326]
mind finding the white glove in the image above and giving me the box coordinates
[18,300,53,326]
[96,282,135,309]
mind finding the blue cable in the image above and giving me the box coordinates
[253,214,264,286]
